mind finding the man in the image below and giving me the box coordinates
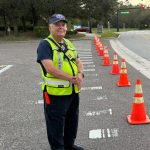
[37,14,84,150]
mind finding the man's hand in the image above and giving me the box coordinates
[75,73,84,90]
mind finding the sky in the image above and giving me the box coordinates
[131,0,150,5]
[120,0,150,6]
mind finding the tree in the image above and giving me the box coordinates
[0,0,122,35]
[79,0,118,32]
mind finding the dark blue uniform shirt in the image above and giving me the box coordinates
[37,40,53,63]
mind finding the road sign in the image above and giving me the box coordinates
[120,11,130,14]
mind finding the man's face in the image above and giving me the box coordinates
[49,21,67,38]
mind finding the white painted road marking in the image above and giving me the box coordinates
[102,129,105,138]
[0,65,13,75]
[84,65,95,68]
[80,57,93,59]
[84,79,99,82]
[0,65,7,68]
[35,100,44,104]
[85,74,98,77]
[81,59,93,62]
[89,128,119,139]
[93,95,108,101]
[38,82,43,85]
[85,108,112,116]
[107,129,111,138]
[83,62,94,64]
[83,69,95,72]
[79,55,92,57]
[78,51,92,53]
[81,86,102,90]
[111,128,119,137]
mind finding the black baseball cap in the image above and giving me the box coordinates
[48,14,68,24]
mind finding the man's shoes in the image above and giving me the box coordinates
[65,145,84,150]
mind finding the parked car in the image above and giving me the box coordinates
[74,26,90,32]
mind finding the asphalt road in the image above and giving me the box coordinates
[0,37,150,150]
[117,30,150,61]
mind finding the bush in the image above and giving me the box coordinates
[33,26,49,38]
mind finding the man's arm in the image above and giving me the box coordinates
[75,58,84,90]
[76,58,84,76]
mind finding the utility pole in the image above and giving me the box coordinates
[117,9,119,32]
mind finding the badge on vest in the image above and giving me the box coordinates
[65,50,75,61]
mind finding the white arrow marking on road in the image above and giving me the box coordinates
[0,65,13,75]
[89,128,119,139]
[81,86,102,90]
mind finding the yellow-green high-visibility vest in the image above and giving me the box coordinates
[40,34,80,95]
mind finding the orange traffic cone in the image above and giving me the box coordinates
[110,51,120,74]
[94,36,100,45]
[127,79,150,124]
[96,42,100,51]
[94,36,98,44]
[103,45,108,51]
[117,58,131,86]
[98,45,104,56]
[102,49,111,66]
[99,47,104,56]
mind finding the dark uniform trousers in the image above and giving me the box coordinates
[43,91,79,150]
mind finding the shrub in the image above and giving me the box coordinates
[33,26,49,38]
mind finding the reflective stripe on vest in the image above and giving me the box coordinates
[57,51,62,70]
[44,78,70,87]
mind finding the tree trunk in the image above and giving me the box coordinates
[14,25,18,36]
[3,12,7,35]
[31,5,38,28]
[21,16,26,31]
[13,18,18,36]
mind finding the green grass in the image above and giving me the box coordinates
[92,28,138,38]
[0,32,40,42]
[0,31,86,42]
[67,33,86,39]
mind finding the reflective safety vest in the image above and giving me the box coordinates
[40,34,80,95]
